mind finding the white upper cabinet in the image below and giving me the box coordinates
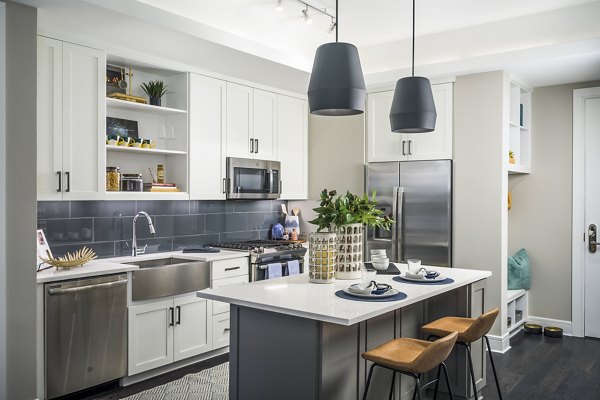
[226,83,277,160]
[189,74,227,200]
[37,37,105,200]
[277,95,308,200]
[367,83,453,162]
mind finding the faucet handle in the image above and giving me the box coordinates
[136,244,148,256]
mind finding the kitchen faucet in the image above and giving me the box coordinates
[132,211,156,257]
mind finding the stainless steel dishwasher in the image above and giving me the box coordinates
[45,273,128,399]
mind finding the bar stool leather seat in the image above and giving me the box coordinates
[361,332,458,400]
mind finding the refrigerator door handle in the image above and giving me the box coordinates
[392,187,405,262]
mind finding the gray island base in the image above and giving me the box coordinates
[197,266,491,400]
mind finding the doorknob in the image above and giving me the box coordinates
[589,224,598,253]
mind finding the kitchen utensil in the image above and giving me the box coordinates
[271,223,284,239]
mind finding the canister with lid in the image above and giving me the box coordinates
[106,167,121,192]
[121,173,143,192]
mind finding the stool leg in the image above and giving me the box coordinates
[363,363,377,400]
[433,364,442,400]
[441,362,455,400]
[414,375,422,400]
[465,344,478,400]
[484,336,503,400]
[389,370,396,400]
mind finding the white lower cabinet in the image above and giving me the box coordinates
[128,295,212,375]
[212,274,249,315]
[212,312,231,349]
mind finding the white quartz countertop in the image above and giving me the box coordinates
[36,249,248,283]
[197,265,491,326]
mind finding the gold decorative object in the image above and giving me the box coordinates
[40,247,97,270]
[107,92,147,104]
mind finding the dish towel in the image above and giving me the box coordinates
[287,260,300,276]
[267,262,282,279]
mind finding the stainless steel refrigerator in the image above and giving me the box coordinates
[365,160,452,267]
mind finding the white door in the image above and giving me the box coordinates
[61,42,105,200]
[173,295,212,362]
[583,87,600,338]
[189,74,227,200]
[37,36,63,200]
[128,299,174,375]
[277,95,308,199]
[226,82,253,158]
[408,83,453,160]
[367,91,408,162]
[252,89,277,159]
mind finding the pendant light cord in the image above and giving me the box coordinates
[412,0,415,77]
[336,0,339,42]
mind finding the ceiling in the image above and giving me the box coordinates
[21,0,600,88]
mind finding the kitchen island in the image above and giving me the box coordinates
[197,265,491,400]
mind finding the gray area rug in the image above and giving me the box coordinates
[121,362,229,400]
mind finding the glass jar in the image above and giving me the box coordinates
[121,173,143,192]
[106,167,120,192]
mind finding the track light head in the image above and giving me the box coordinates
[302,7,313,25]
[275,0,283,11]
[327,19,336,35]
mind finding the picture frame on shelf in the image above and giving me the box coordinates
[107,117,139,139]
[36,229,53,271]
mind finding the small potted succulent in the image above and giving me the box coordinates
[308,189,393,280]
[509,150,516,164]
[140,80,170,106]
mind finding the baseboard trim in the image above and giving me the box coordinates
[486,333,511,354]
[527,316,573,336]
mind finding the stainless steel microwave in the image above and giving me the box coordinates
[226,157,281,199]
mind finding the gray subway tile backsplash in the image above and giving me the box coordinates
[37,200,286,259]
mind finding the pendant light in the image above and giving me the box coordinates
[307,0,366,116]
[389,0,436,132]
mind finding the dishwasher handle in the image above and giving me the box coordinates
[48,279,127,295]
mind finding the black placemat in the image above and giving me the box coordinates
[393,276,454,285]
[364,263,400,275]
[335,290,407,302]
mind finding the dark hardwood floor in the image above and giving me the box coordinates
[61,333,600,400]
[481,332,600,400]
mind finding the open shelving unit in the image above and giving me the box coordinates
[506,289,528,335]
[105,56,189,197]
[508,80,531,174]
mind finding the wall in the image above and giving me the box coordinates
[508,80,600,322]
[289,114,365,234]
[0,3,6,397]
[453,71,508,337]
[3,1,37,398]
[38,200,286,259]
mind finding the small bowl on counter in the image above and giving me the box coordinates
[370,257,390,271]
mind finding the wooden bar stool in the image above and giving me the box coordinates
[361,331,458,400]
[421,308,502,400]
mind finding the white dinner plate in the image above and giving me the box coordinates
[343,287,400,299]
[399,273,447,283]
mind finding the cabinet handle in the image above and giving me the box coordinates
[176,305,181,325]
[254,139,258,153]
[223,178,227,194]
[250,138,254,153]
[225,266,240,271]
[169,307,174,326]
[402,141,407,156]
[224,328,231,333]
[65,171,70,192]
[408,140,412,155]
[57,171,62,192]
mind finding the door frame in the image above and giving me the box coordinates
[572,86,600,337]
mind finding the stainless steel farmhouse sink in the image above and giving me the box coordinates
[123,257,210,301]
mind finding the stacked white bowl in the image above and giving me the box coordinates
[370,249,389,270]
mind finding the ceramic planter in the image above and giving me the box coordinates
[335,223,363,280]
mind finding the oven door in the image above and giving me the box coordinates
[252,255,305,281]
[226,157,281,199]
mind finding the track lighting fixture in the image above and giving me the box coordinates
[327,18,336,35]
[275,0,283,12]
[302,6,313,25]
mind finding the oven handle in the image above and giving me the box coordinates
[256,259,302,270]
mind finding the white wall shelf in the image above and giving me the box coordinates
[106,146,187,156]
[106,97,187,116]
[508,80,532,173]
[506,289,528,334]
[105,192,189,200]
[508,164,531,174]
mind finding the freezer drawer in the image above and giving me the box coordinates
[44,273,127,399]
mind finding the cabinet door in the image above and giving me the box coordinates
[226,82,253,158]
[173,295,212,362]
[37,36,63,200]
[367,91,409,162]
[277,95,308,199]
[128,299,174,375]
[189,74,227,199]
[61,42,105,200]
[212,312,231,349]
[408,83,453,160]
[212,274,249,315]
[252,89,277,159]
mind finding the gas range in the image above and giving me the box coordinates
[207,240,306,281]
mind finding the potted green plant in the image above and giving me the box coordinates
[308,189,393,280]
[140,80,170,106]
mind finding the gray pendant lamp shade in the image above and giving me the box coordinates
[307,0,366,116]
[308,43,366,115]
[390,76,436,132]
[389,0,436,133]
